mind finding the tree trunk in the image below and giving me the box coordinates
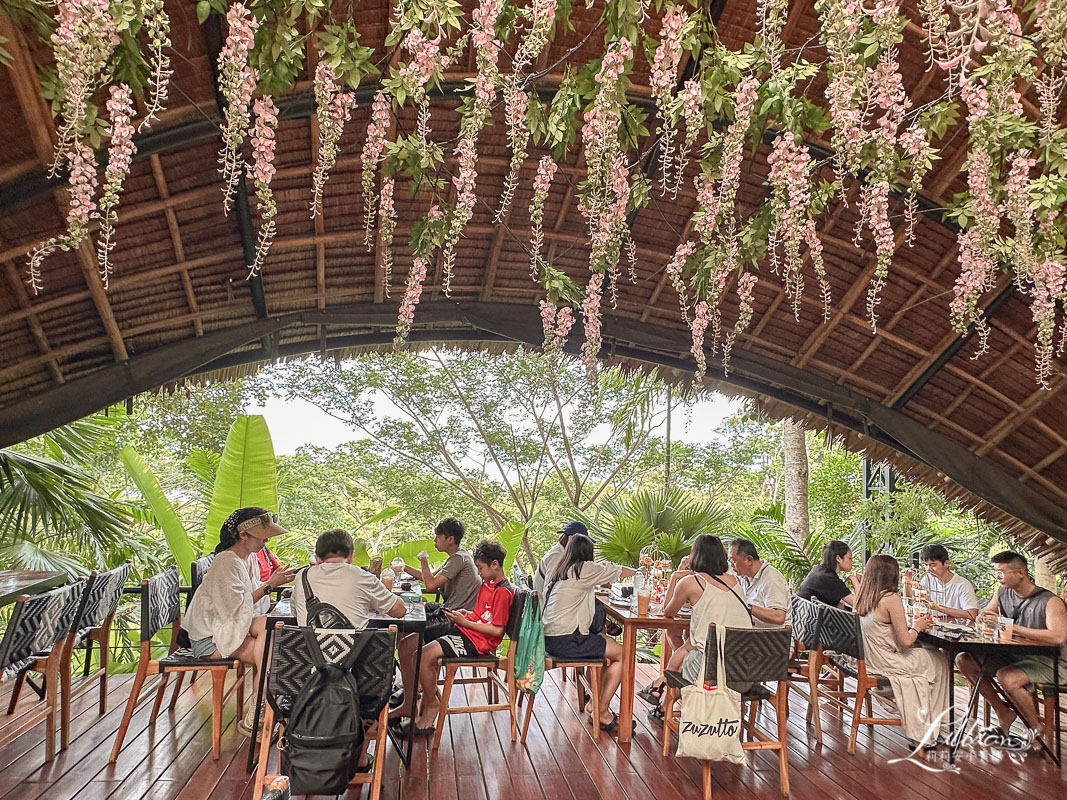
[783,419,810,549]
[1033,553,1057,592]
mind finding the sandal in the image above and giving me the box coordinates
[600,712,620,733]
[637,682,665,706]
[646,706,665,728]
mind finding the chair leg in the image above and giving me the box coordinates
[521,691,535,743]
[809,652,823,745]
[662,686,676,756]
[702,760,713,800]
[848,684,868,755]
[1044,694,1055,751]
[60,640,74,751]
[590,667,601,741]
[210,669,226,760]
[507,666,518,742]
[167,671,185,712]
[253,702,274,800]
[151,672,171,719]
[43,653,61,762]
[236,663,246,717]
[432,664,457,752]
[775,685,790,796]
[82,640,94,677]
[368,705,389,800]
[7,670,26,715]
[98,631,110,714]
[109,660,149,763]
[865,693,874,732]
[575,671,588,714]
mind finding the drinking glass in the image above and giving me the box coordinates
[381,568,395,591]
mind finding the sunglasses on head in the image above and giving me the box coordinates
[236,512,279,534]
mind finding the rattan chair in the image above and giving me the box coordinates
[661,624,792,798]
[431,588,527,750]
[108,566,245,763]
[0,581,85,761]
[252,624,396,800]
[810,601,900,753]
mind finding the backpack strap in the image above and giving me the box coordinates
[708,573,753,622]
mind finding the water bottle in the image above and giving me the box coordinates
[512,565,523,589]
[632,571,644,611]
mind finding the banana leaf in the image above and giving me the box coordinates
[378,539,441,568]
[204,415,278,553]
[119,447,195,583]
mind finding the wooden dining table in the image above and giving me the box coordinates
[603,600,691,744]
[0,569,65,606]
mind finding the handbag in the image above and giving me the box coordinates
[676,626,745,764]
[513,594,546,693]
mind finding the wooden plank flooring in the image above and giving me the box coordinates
[0,664,1062,799]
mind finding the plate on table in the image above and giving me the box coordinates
[936,622,973,634]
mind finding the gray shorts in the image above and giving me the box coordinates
[189,635,218,658]
[986,653,1060,686]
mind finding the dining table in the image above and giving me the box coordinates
[603,599,691,744]
[918,626,1061,765]
[0,569,65,606]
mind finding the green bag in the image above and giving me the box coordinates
[513,593,545,694]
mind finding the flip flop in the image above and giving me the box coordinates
[600,712,620,733]
[389,717,435,737]
[637,682,665,706]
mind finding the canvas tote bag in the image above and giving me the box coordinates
[676,626,745,764]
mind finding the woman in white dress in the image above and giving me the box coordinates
[183,507,295,735]
[854,554,949,749]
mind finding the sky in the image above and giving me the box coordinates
[247,386,743,455]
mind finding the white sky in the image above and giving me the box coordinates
[248,388,743,455]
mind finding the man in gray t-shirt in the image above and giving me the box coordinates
[393,518,479,720]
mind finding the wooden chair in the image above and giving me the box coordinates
[431,589,527,750]
[660,624,793,798]
[164,553,217,702]
[0,581,85,761]
[108,566,244,763]
[1032,680,1064,761]
[787,594,837,737]
[253,624,396,800]
[810,602,899,753]
[517,592,606,742]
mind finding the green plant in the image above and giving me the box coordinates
[584,487,729,568]
[743,501,854,587]
[203,415,279,553]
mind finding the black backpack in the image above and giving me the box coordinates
[280,628,367,794]
[300,567,352,629]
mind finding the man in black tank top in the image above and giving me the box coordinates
[957,551,1067,745]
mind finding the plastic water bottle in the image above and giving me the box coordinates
[512,565,523,589]
[632,571,644,611]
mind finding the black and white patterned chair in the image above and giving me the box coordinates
[661,624,792,799]
[108,566,245,763]
[252,624,396,800]
[0,581,85,761]
[786,594,828,732]
[811,601,899,753]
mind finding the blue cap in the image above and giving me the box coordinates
[559,520,589,538]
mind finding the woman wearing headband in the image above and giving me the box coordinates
[183,506,295,736]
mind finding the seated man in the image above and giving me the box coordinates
[729,537,791,627]
[957,551,1067,749]
[392,517,480,718]
[407,539,513,734]
[903,543,979,621]
[532,520,588,594]
[291,529,406,627]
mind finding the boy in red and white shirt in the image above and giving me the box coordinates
[410,538,512,734]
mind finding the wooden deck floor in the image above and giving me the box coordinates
[0,664,1063,800]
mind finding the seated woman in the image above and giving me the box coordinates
[797,540,859,608]
[541,534,635,733]
[183,506,295,736]
[854,554,948,750]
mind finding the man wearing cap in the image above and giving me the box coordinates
[533,521,588,595]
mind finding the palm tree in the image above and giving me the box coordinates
[584,487,730,568]
[0,412,140,576]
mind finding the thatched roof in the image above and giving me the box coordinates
[1,1,1066,570]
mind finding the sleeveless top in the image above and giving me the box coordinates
[688,573,752,652]
[998,586,1067,661]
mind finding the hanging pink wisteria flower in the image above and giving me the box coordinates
[650,6,688,195]
[96,83,137,288]
[666,240,697,323]
[529,155,559,279]
[1029,258,1066,387]
[247,96,278,277]
[361,92,391,247]
[767,132,821,319]
[690,300,711,377]
[672,78,705,198]
[1005,150,1037,285]
[580,272,605,378]
[723,272,759,375]
[899,123,930,244]
[377,177,397,297]
[139,0,173,131]
[495,83,530,223]
[513,0,557,74]
[950,228,997,356]
[540,299,575,354]
[217,3,259,214]
[312,60,357,219]
[395,256,431,344]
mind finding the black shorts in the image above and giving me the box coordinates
[435,626,479,659]
[544,631,607,661]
